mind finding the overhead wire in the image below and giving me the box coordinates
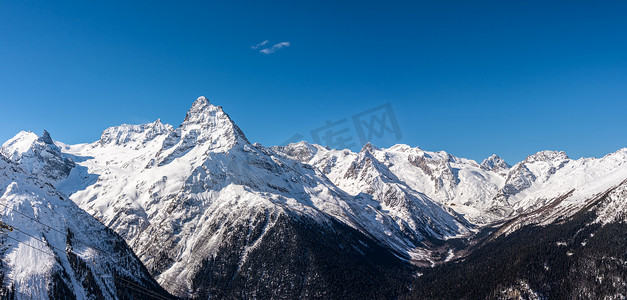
[0,200,172,300]
[2,233,168,300]
[0,201,109,253]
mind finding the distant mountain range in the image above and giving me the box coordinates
[1,96,625,299]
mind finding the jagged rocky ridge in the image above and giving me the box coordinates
[2,96,626,299]
[274,142,627,225]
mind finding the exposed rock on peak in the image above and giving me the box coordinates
[344,149,396,182]
[41,129,54,144]
[181,97,245,137]
[182,96,213,124]
[178,96,249,146]
[481,154,511,174]
[151,97,251,166]
[360,142,379,153]
[494,163,536,205]
[271,141,320,163]
[524,150,569,164]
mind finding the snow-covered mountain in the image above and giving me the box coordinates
[485,149,627,237]
[0,153,172,299]
[274,141,627,227]
[2,96,626,299]
[27,97,459,298]
[484,149,627,223]
[271,142,472,251]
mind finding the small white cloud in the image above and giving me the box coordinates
[259,41,290,54]
[251,40,269,49]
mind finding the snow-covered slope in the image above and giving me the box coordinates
[0,154,171,299]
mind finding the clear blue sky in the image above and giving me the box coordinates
[1,1,626,164]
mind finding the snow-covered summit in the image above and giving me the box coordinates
[148,97,250,167]
[1,131,40,160]
[182,96,214,124]
[360,142,380,153]
[274,142,506,224]
[180,96,248,143]
[486,147,627,219]
[1,130,75,184]
[324,144,470,244]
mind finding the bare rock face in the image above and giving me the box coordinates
[41,129,54,144]
[151,96,250,167]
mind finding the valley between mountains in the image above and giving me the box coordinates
[1,97,626,299]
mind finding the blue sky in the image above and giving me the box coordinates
[1,1,626,164]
